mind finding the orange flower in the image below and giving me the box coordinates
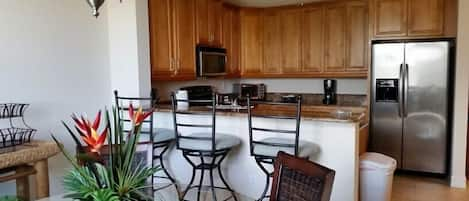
[129,104,153,126]
[72,111,107,153]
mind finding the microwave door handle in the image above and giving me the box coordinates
[199,52,204,76]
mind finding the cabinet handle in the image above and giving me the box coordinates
[170,58,174,71]
[174,59,179,75]
[170,58,177,71]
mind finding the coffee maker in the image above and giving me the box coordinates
[323,79,337,105]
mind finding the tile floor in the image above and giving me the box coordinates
[392,174,469,201]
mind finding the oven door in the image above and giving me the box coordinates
[198,51,227,77]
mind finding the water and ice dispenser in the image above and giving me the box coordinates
[375,79,399,102]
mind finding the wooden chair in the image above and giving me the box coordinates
[270,152,335,201]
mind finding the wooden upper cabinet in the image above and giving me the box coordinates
[223,5,241,77]
[302,5,324,73]
[324,3,346,72]
[372,0,449,38]
[280,8,302,74]
[149,0,196,80]
[240,9,263,75]
[407,0,444,36]
[262,9,282,74]
[231,8,241,76]
[173,0,196,76]
[197,0,222,46]
[196,0,210,44]
[149,0,174,79]
[373,0,407,37]
[346,1,368,71]
[209,0,223,46]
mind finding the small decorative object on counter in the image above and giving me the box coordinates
[51,104,158,201]
[0,103,36,152]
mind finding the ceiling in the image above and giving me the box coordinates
[224,0,324,7]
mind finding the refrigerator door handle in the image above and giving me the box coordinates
[404,64,409,117]
[398,64,404,117]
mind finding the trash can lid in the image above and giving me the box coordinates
[360,152,397,171]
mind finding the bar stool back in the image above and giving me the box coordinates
[247,97,318,201]
[171,92,240,201]
[114,90,177,192]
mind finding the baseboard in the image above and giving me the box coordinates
[450,175,467,188]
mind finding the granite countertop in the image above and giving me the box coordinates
[156,103,367,126]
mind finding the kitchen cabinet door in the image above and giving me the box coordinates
[223,5,241,77]
[231,7,241,76]
[149,0,174,79]
[208,0,223,46]
[262,9,282,74]
[173,0,196,78]
[280,8,302,74]
[346,1,368,72]
[407,0,444,36]
[372,0,407,37]
[302,5,324,73]
[197,0,222,46]
[196,0,210,44]
[324,3,346,72]
[240,9,263,75]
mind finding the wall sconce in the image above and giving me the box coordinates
[86,0,122,17]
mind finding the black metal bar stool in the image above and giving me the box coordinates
[171,93,240,201]
[114,90,178,193]
[247,97,319,201]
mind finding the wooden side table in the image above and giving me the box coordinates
[0,141,59,200]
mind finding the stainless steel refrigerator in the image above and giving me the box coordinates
[370,41,453,174]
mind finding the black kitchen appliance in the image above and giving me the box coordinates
[323,79,337,105]
[180,85,213,106]
[196,45,227,77]
[216,93,238,105]
[233,83,266,100]
[281,95,301,103]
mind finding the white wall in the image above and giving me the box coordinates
[0,0,111,196]
[107,0,151,97]
[450,0,469,188]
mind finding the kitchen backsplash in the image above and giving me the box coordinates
[265,93,367,107]
[153,78,367,101]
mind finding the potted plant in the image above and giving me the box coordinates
[52,105,158,201]
[0,196,21,201]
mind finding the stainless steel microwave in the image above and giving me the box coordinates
[196,46,227,77]
[233,83,266,100]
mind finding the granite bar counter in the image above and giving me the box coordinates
[153,101,366,201]
[156,102,368,126]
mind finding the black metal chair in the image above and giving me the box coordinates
[270,152,335,201]
[247,97,319,201]
[114,90,178,192]
[171,92,240,201]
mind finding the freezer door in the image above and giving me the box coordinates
[402,42,449,174]
[371,43,405,168]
